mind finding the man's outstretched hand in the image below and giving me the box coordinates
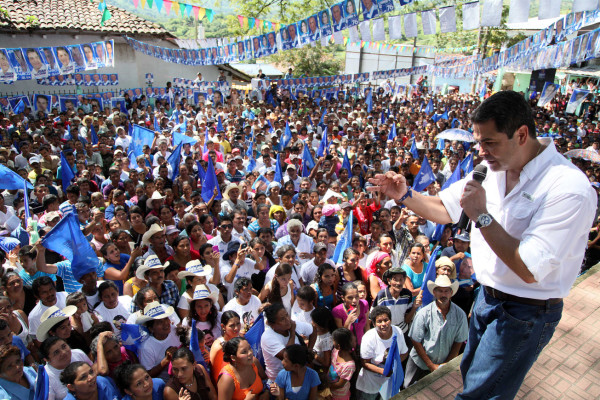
[368,171,408,200]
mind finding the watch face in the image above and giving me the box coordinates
[479,214,492,226]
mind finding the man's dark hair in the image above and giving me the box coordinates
[65,184,80,196]
[471,90,536,139]
[42,194,58,209]
[32,276,55,297]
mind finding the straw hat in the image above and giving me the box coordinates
[135,255,165,280]
[36,305,77,342]
[189,284,219,304]
[223,183,241,200]
[426,275,459,297]
[141,224,165,246]
[146,191,166,209]
[135,301,175,325]
[177,260,213,280]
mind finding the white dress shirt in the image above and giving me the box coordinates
[439,138,597,299]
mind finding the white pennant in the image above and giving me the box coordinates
[508,0,530,24]
[463,2,480,31]
[349,25,360,43]
[389,15,403,40]
[439,6,457,33]
[481,0,502,27]
[372,18,386,42]
[404,13,418,38]
[333,31,344,44]
[421,9,437,35]
[321,35,329,46]
[573,0,599,12]
[538,0,561,20]
[359,20,371,42]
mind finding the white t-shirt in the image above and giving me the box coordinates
[300,258,335,285]
[223,295,262,329]
[356,326,408,394]
[94,301,131,330]
[290,302,313,325]
[261,322,313,381]
[138,326,180,382]
[177,283,220,311]
[265,263,302,289]
[264,281,293,315]
[29,292,68,339]
[313,332,333,366]
[47,349,92,400]
[220,259,257,301]
[182,314,222,351]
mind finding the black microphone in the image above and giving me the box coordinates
[456,164,488,232]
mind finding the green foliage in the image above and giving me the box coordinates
[0,7,9,19]
[25,15,40,27]
[267,42,344,77]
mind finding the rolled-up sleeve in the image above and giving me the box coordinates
[519,190,597,283]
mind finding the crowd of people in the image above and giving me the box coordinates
[0,73,598,400]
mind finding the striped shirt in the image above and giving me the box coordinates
[56,260,105,293]
[373,287,413,333]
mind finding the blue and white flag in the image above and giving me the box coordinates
[566,89,590,114]
[333,212,353,264]
[413,156,436,192]
[537,82,560,107]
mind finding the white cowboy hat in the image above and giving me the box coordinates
[177,260,213,280]
[223,183,241,200]
[189,284,219,305]
[136,255,165,280]
[146,191,166,209]
[135,301,175,325]
[141,224,165,246]
[322,189,344,203]
[36,305,77,342]
[427,275,459,297]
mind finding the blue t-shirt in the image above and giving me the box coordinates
[103,254,130,295]
[64,375,120,400]
[275,367,320,400]
[121,378,165,400]
[57,260,105,293]
[19,268,56,287]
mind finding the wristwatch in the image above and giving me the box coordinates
[475,213,493,229]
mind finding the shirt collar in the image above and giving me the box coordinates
[521,137,555,182]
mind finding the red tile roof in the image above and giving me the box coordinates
[0,0,171,37]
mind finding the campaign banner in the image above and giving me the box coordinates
[566,89,590,114]
[537,82,560,107]
[37,73,119,86]
[0,40,114,83]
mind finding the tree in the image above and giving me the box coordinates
[269,42,344,77]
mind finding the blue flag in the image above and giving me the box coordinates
[59,152,76,193]
[380,335,405,400]
[13,98,25,114]
[409,135,419,160]
[190,319,209,369]
[366,90,373,113]
[120,323,147,353]
[267,120,274,133]
[387,123,397,141]
[442,163,461,190]
[173,131,198,147]
[196,161,206,183]
[436,138,445,151]
[431,223,445,242]
[153,115,160,131]
[24,180,30,229]
[130,125,155,157]
[0,236,21,252]
[0,164,33,190]
[317,127,328,157]
[34,364,49,400]
[90,124,98,145]
[380,110,385,124]
[432,113,442,123]
[128,151,138,170]
[440,109,449,120]
[342,151,353,178]
[201,157,222,203]
[203,127,209,153]
[424,99,434,115]
[333,212,353,264]
[302,142,316,170]
[41,213,100,281]
[479,84,487,99]
[420,246,442,307]
[413,156,436,192]
[246,314,265,365]
[319,109,327,127]
[252,174,268,190]
[274,153,283,184]
[167,143,183,180]
[451,118,460,128]
[282,122,292,150]
[460,153,473,175]
[217,116,224,132]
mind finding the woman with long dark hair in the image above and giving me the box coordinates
[164,347,216,400]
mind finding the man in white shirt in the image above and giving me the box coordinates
[300,243,334,285]
[370,91,597,399]
[29,277,68,341]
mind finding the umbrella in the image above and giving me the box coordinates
[436,128,475,143]
[565,149,600,164]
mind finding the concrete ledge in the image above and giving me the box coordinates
[390,262,600,400]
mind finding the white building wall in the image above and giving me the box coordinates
[0,33,222,98]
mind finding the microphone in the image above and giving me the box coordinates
[456,164,488,232]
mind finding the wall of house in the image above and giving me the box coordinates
[0,33,223,98]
